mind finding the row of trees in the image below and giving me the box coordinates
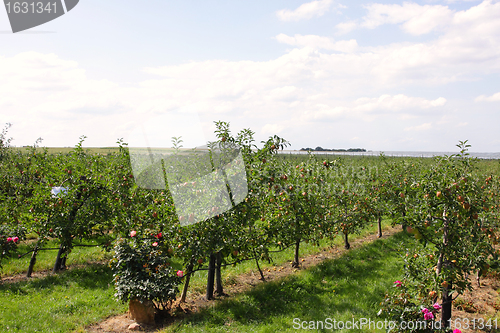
[1,122,499,330]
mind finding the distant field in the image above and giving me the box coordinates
[10,147,120,155]
[10,147,209,155]
[9,147,500,177]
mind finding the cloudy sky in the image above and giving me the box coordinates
[1,0,499,152]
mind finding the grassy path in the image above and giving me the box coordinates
[158,230,406,333]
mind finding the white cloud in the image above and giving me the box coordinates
[0,52,134,146]
[275,33,358,52]
[361,2,454,35]
[440,0,481,3]
[276,0,334,21]
[305,94,446,121]
[475,92,500,101]
[354,94,446,112]
[262,123,285,135]
[405,122,433,131]
[335,20,358,35]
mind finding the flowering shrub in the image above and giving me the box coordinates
[0,224,25,269]
[379,279,451,332]
[110,230,182,311]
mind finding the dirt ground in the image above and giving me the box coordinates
[450,273,500,333]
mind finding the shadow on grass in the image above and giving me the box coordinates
[183,231,409,329]
[0,263,112,294]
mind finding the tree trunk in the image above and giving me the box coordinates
[180,263,193,303]
[441,282,452,328]
[344,232,350,249]
[205,253,216,300]
[27,246,38,278]
[53,244,66,273]
[61,255,67,270]
[292,239,300,268]
[377,215,383,238]
[215,252,224,296]
[439,213,452,328]
[253,248,265,281]
[401,211,407,230]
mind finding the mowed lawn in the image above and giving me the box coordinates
[0,264,127,333]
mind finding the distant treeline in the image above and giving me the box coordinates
[300,147,367,152]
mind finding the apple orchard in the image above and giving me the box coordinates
[0,122,499,331]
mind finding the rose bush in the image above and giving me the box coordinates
[111,229,181,312]
[0,224,24,269]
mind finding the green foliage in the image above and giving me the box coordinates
[379,279,445,333]
[111,231,181,310]
[0,224,25,268]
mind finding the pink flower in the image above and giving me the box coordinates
[422,308,430,314]
[152,242,158,247]
[453,330,462,333]
[176,270,184,278]
[130,230,136,237]
[433,302,442,310]
[424,312,434,320]
[12,236,19,243]
[394,280,402,287]
[6,237,12,243]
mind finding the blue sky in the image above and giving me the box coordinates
[1,0,499,152]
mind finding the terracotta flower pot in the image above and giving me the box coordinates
[128,298,155,324]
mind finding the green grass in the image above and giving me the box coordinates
[162,231,409,333]
[0,238,113,278]
[0,220,396,333]
[0,263,127,333]
[179,218,395,299]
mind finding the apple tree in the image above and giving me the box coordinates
[385,141,496,328]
